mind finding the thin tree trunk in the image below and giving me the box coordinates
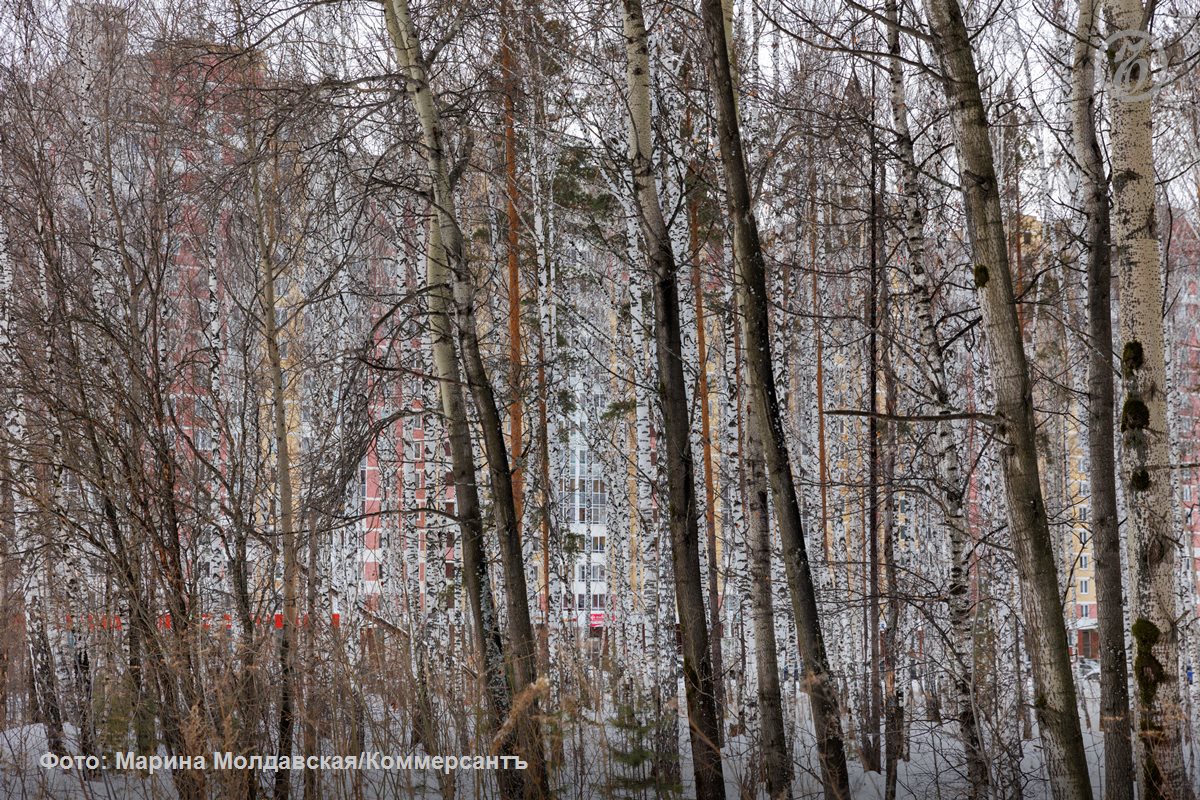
[864,130,883,776]
[425,217,519,796]
[251,159,299,800]
[873,148,903,800]
[880,373,902,800]
[536,243,552,667]
[744,395,794,800]
[689,167,725,743]
[698,2,851,796]
[383,1,547,793]
[301,519,320,800]
[920,0,1093,796]
[621,3,725,797]
[884,2,987,792]
[809,192,831,563]
[536,243,553,673]
[1072,1,1134,796]
[501,0,525,531]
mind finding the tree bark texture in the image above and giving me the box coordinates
[1102,0,1191,795]
[698,0,852,796]
[744,396,794,800]
[621,3,725,797]
[1072,1,1135,797]
[383,1,547,793]
[921,0,1093,796]
[885,3,987,793]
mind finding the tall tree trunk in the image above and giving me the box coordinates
[682,57,725,737]
[15,220,69,757]
[6,217,66,755]
[884,2,987,793]
[620,3,725,797]
[1072,1,1134,797]
[689,168,725,743]
[873,150,903,800]
[252,159,299,800]
[920,0,1092,796]
[864,128,883,777]
[529,86,556,682]
[383,2,547,793]
[424,220,520,792]
[698,1,851,796]
[810,193,831,562]
[536,233,553,672]
[744,396,793,800]
[501,0,526,531]
[1101,1,1191,796]
[880,362,902,800]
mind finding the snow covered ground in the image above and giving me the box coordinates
[0,673,1193,799]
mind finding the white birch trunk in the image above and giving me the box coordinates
[1103,0,1191,794]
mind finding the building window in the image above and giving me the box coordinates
[1079,554,1089,570]
[1079,579,1089,595]
[578,564,588,581]
[592,535,606,553]
[591,564,605,581]
[1079,530,1089,545]
[559,447,608,524]
[591,593,605,609]
[1080,605,1090,618]
[577,594,585,610]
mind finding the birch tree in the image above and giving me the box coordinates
[884,1,986,792]
[698,1,852,796]
[1072,0,1134,795]
[919,0,1092,795]
[620,2,725,795]
[1102,0,1191,795]
[248,146,301,800]
[382,0,547,792]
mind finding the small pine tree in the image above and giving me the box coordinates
[605,699,680,799]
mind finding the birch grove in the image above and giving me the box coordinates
[0,0,1198,798]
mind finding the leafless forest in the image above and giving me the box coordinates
[1,0,1199,797]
